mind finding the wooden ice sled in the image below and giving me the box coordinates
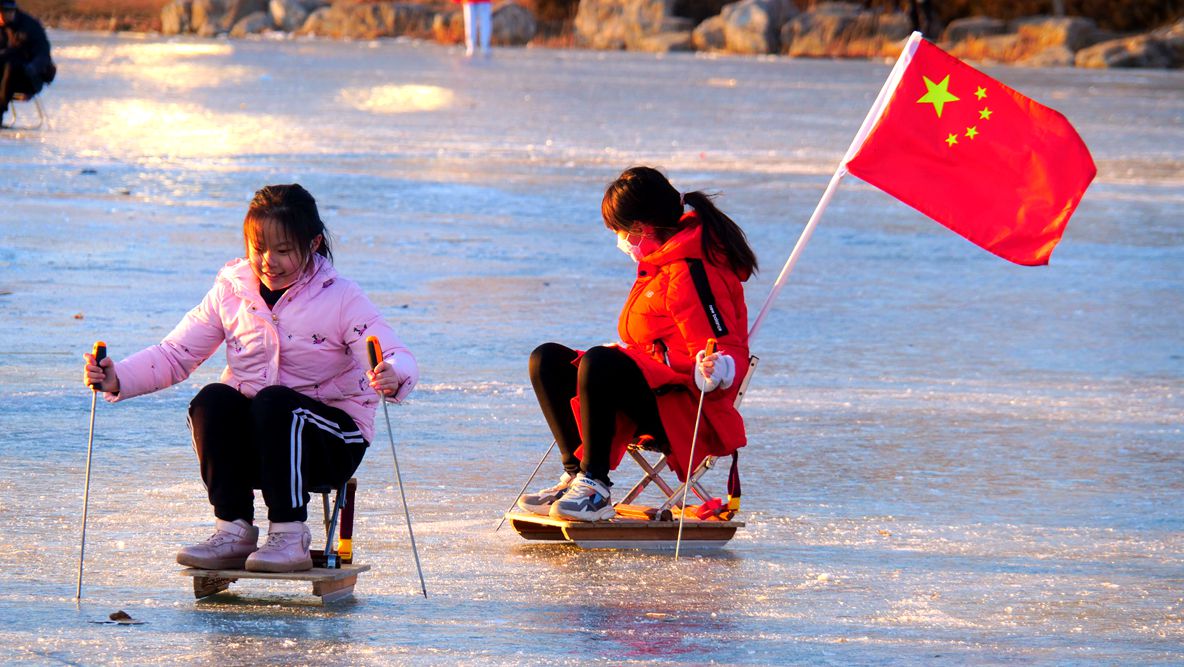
[180,478,365,603]
[505,506,743,549]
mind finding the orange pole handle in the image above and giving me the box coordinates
[366,336,382,369]
[90,341,107,389]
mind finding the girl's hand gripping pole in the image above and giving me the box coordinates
[675,338,715,560]
[77,341,106,600]
[366,336,427,598]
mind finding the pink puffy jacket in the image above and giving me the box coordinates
[109,255,418,442]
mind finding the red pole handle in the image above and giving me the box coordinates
[704,338,717,357]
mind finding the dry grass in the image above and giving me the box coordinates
[24,0,165,31]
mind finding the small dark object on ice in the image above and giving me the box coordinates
[89,610,145,625]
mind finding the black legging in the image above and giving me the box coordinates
[0,57,38,114]
[188,383,368,523]
[529,343,667,485]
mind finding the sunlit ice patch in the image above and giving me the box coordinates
[52,99,315,160]
[55,42,234,62]
[338,84,456,114]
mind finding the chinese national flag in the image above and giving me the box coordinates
[845,38,1096,266]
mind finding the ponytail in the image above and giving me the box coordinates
[682,190,758,277]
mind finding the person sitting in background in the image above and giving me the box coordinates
[0,0,55,127]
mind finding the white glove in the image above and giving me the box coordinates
[694,350,735,393]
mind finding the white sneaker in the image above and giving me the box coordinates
[517,471,575,516]
[550,473,615,522]
[245,521,313,573]
[176,519,258,570]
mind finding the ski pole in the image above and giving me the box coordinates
[367,336,427,598]
[675,338,715,560]
[77,340,105,600]
[494,440,556,532]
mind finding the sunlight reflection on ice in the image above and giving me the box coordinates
[51,99,309,159]
[339,84,456,113]
[56,41,253,91]
[55,42,235,61]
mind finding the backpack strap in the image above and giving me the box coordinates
[684,258,728,338]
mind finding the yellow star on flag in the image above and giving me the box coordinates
[965,126,979,140]
[975,86,987,100]
[917,75,960,118]
[945,133,958,147]
[979,107,993,120]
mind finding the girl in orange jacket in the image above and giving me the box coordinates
[520,166,757,521]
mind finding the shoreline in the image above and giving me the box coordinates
[30,1,1184,70]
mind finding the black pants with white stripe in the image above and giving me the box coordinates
[188,383,368,523]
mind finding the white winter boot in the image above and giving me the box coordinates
[245,521,313,573]
[176,519,258,570]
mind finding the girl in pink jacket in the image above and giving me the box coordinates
[82,184,418,573]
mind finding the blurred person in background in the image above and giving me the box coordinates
[0,0,54,127]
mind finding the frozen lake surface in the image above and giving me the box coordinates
[1,31,1182,664]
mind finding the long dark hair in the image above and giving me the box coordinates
[243,184,333,264]
[601,166,757,276]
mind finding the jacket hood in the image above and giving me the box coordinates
[640,211,752,282]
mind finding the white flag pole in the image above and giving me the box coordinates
[748,32,925,344]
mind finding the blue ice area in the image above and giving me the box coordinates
[0,32,1181,664]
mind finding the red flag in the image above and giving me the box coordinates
[845,38,1096,266]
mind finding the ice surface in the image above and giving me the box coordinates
[0,32,1181,664]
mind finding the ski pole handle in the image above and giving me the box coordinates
[705,338,717,357]
[90,341,107,390]
[366,336,382,369]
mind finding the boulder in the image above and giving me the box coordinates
[270,0,307,32]
[1011,15,1100,51]
[941,16,1005,43]
[221,0,268,31]
[671,0,730,24]
[635,30,693,52]
[432,9,464,43]
[492,2,537,45]
[295,5,331,35]
[298,2,435,40]
[1075,33,1181,69]
[191,0,227,35]
[160,0,192,34]
[691,14,726,51]
[944,32,1023,63]
[720,0,798,55]
[230,10,273,36]
[1017,44,1075,67]
[782,2,903,58]
[574,0,671,50]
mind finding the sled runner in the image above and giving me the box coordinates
[181,478,367,603]
[506,357,757,550]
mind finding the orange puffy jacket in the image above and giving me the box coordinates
[577,212,751,481]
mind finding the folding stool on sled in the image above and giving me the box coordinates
[3,92,48,130]
[181,477,371,603]
[505,356,759,550]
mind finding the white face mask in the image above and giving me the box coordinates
[616,234,647,262]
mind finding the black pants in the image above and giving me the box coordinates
[188,383,368,523]
[0,56,39,115]
[529,343,667,485]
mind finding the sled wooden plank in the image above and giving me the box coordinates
[182,564,370,600]
[508,516,567,541]
[180,564,369,583]
[311,574,358,603]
